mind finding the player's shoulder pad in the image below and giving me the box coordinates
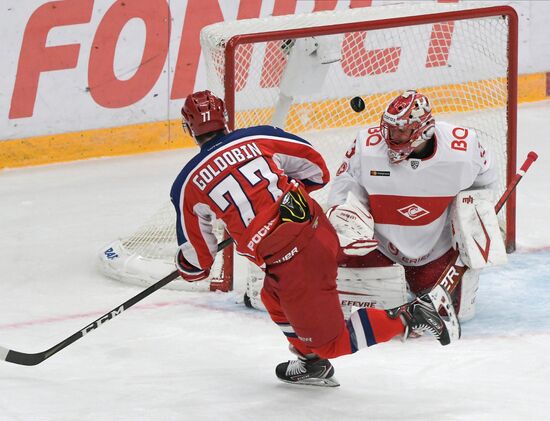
[434,121,478,160]
[170,125,313,200]
[169,132,235,201]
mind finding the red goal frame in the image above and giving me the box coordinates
[217,5,518,291]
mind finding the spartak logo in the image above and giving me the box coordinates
[397,203,430,220]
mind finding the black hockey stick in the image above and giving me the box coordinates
[0,237,234,366]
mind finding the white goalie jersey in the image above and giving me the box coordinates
[327,121,497,267]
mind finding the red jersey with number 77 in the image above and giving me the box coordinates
[170,125,330,270]
[327,121,497,266]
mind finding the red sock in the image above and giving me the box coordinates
[365,308,405,343]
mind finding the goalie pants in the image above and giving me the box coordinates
[259,201,404,359]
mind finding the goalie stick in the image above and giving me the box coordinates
[422,152,539,344]
[433,151,538,298]
[0,237,234,366]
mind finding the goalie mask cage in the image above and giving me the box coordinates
[98,3,518,293]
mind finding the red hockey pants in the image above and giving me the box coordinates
[259,204,404,359]
[338,248,457,295]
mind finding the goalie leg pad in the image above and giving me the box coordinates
[245,263,267,311]
[337,264,408,319]
[455,268,480,322]
[245,262,409,321]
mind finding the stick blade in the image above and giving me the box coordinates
[0,345,45,366]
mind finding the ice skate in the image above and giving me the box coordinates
[386,286,460,346]
[275,356,340,387]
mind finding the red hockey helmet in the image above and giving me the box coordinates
[380,90,435,163]
[181,90,227,138]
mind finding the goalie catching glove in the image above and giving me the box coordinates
[326,192,378,256]
[175,250,210,282]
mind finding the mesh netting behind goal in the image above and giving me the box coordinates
[98,3,517,291]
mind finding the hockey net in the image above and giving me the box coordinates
[98,3,517,293]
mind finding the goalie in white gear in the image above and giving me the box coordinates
[327,90,504,321]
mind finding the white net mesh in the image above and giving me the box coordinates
[202,4,512,215]
[97,203,227,291]
[121,202,177,260]
[98,3,516,290]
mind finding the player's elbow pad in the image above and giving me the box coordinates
[175,250,210,282]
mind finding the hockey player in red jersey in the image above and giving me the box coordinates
[171,90,460,387]
[328,90,499,322]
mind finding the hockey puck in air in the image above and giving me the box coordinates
[350,96,365,113]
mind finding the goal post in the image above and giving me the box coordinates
[98,3,518,292]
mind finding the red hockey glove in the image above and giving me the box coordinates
[175,250,210,282]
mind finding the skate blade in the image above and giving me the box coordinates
[428,285,461,344]
[279,376,340,388]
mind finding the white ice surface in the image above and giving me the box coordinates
[0,101,549,420]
